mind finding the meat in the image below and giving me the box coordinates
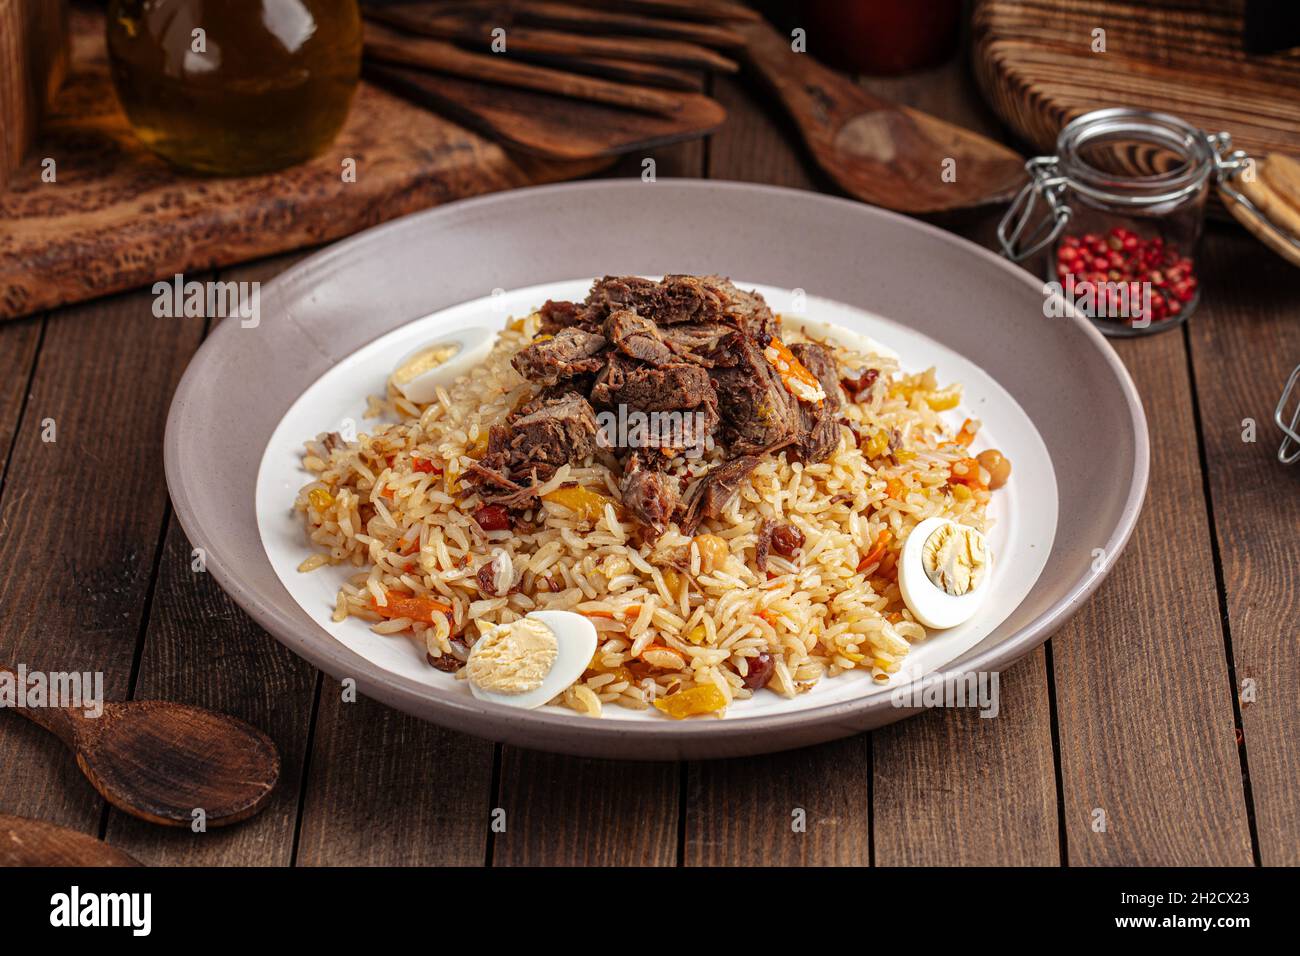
[536,298,598,335]
[471,391,598,497]
[604,308,675,367]
[490,277,848,534]
[619,452,679,532]
[584,274,777,341]
[512,326,607,386]
[680,455,761,534]
[708,333,801,454]
[592,353,715,414]
[788,341,844,463]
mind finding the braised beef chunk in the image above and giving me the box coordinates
[680,455,760,534]
[592,353,715,413]
[494,277,853,531]
[585,275,777,341]
[475,392,598,493]
[604,309,676,367]
[620,452,680,531]
[536,299,598,336]
[788,341,844,463]
[512,327,607,386]
[709,334,801,454]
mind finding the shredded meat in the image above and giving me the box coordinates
[680,455,760,534]
[620,451,680,532]
[470,391,598,500]
[788,342,844,463]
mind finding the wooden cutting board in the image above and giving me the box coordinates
[971,0,1300,160]
[0,8,605,322]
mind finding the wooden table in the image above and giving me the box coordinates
[1,53,1296,868]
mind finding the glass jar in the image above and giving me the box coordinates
[106,0,361,175]
[998,108,1252,337]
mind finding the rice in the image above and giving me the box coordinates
[292,309,993,718]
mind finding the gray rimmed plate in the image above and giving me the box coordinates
[164,179,1148,760]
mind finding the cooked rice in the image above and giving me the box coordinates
[293,309,992,718]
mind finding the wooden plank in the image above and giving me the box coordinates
[873,649,1059,865]
[493,749,680,866]
[488,133,707,867]
[0,316,42,478]
[295,679,495,866]
[1187,229,1300,866]
[1050,320,1254,865]
[0,287,204,831]
[685,739,871,866]
[101,257,319,865]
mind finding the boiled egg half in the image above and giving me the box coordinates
[391,326,494,405]
[465,610,597,709]
[898,517,993,629]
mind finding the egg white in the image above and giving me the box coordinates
[467,610,597,710]
[898,517,993,629]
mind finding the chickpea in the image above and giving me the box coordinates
[976,449,1012,489]
[693,533,730,574]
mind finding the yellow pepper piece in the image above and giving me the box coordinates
[653,684,728,719]
[542,485,616,522]
[865,431,890,458]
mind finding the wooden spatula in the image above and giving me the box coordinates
[0,813,142,866]
[368,4,739,73]
[2,666,280,827]
[365,21,685,114]
[739,18,1026,214]
[367,61,726,160]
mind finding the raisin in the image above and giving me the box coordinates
[770,523,804,557]
[741,652,775,690]
[427,651,463,673]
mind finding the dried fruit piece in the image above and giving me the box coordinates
[653,683,727,719]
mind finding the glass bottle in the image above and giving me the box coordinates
[106,0,361,175]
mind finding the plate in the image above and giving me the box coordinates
[165,180,1148,758]
[255,280,1057,718]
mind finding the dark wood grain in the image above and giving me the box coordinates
[1187,229,1300,866]
[685,738,871,866]
[0,317,42,474]
[0,286,204,831]
[493,749,680,866]
[0,8,599,322]
[294,679,495,866]
[101,257,321,865]
[1050,310,1254,865]
[874,650,1060,866]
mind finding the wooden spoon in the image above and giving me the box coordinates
[0,813,142,866]
[1,666,279,827]
[739,18,1026,214]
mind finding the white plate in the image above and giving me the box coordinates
[255,279,1058,721]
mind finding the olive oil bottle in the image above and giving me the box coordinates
[106,0,361,175]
